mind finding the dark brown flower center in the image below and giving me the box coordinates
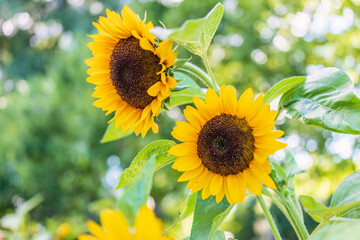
[109,36,162,109]
[197,113,255,176]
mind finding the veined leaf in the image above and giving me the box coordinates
[161,3,224,58]
[116,155,155,225]
[116,140,176,190]
[280,68,360,134]
[330,171,360,219]
[263,76,306,104]
[300,171,360,223]
[309,222,360,240]
[190,193,232,240]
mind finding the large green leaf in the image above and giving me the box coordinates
[116,140,176,190]
[190,193,232,240]
[167,3,224,58]
[116,155,155,225]
[280,68,360,134]
[330,171,360,219]
[299,195,332,222]
[300,171,360,223]
[263,76,306,104]
[100,122,134,143]
[309,222,360,240]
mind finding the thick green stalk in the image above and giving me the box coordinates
[176,62,213,88]
[203,55,219,91]
[256,195,282,240]
[276,191,309,240]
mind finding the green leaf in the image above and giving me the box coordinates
[330,171,360,219]
[170,72,205,107]
[209,204,234,239]
[116,140,176,190]
[299,195,330,222]
[168,3,224,58]
[263,76,306,104]
[190,193,232,240]
[212,231,227,240]
[172,57,192,70]
[116,155,155,225]
[178,193,197,220]
[300,195,360,223]
[270,151,304,191]
[309,222,360,240]
[100,121,133,143]
[280,68,360,134]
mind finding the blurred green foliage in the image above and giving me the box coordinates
[1,0,360,239]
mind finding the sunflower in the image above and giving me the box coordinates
[169,86,287,204]
[85,6,177,137]
[78,205,173,240]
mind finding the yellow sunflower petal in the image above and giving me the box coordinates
[243,170,262,196]
[178,165,204,182]
[215,185,225,203]
[134,206,164,240]
[226,174,243,203]
[172,156,202,171]
[86,220,106,239]
[183,106,206,130]
[168,143,197,157]
[210,174,224,195]
[166,76,177,89]
[147,82,162,97]
[171,121,198,143]
[236,87,253,118]
[78,234,97,240]
[100,209,131,239]
[205,88,222,115]
[250,163,276,189]
[139,37,155,52]
[219,85,237,114]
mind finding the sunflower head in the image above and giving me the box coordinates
[85,5,177,137]
[78,205,173,240]
[169,86,287,204]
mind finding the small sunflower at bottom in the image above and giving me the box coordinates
[78,205,173,240]
[169,86,287,204]
[85,5,177,137]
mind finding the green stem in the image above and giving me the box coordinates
[276,191,309,240]
[263,188,304,239]
[256,195,282,240]
[262,188,290,220]
[176,62,213,88]
[203,55,219,91]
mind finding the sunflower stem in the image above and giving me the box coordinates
[276,190,309,240]
[203,55,219,91]
[256,195,282,240]
[176,62,213,89]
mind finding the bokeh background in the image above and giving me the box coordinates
[1,0,360,239]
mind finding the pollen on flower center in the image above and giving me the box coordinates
[197,113,255,176]
[109,36,162,109]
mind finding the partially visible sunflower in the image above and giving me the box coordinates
[85,5,177,137]
[169,86,287,204]
[78,205,173,240]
